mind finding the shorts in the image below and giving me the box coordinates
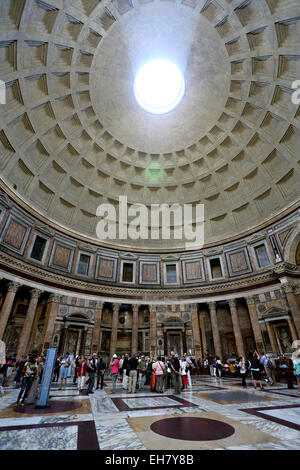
[60,368,69,379]
[296,374,300,379]
[251,370,261,381]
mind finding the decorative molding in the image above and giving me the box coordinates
[0,251,279,301]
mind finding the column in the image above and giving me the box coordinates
[16,289,43,358]
[131,305,139,354]
[110,303,119,358]
[0,282,20,340]
[228,299,245,358]
[39,294,60,353]
[149,305,157,358]
[208,302,222,359]
[287,316,298,343]
[92,301,104,354]
[245,296,264,352]
[191,304,202,362]
[281,283,300,338]
[28,304,43,353]
[199,312,207,356]
[265,321,278,354]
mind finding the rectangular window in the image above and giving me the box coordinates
[122,262,134,282]
[209,258,222,279]
[77,253,90,276]
[30,235,47,261]
[255,244,270,268]
[166,264,177,284]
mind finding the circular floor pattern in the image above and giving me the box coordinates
[150,417,235,441]
[14,400,82,414]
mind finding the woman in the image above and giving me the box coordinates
[26,356,43,405]
[249,352,263,390]
[293,351,300,396]
[153,356,164,393]
[16,356,37,407]
[216,357,223,378]
[238,357,247,388]
[180,357,188,390]
[77,356,88,391]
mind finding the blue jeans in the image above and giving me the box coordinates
[17,376,33,404]
[111,373,118,393]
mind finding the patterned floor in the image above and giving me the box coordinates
[0,375,299,450]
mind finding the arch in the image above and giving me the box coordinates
[283,225,300,264]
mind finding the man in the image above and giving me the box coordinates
[138,355,147,391]
[14,356,26,388]
[96,356,106,390]
[87,353,97,394]
[122,353,129,390]
[184,353,193,388]
[128,353,139,393]
[265,354,276,385]
[170,353,181,394]
[58,352,71,391]
[110,354,119,393]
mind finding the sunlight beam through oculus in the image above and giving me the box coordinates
[134,60,185,115]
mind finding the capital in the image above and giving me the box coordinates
[132,304,139,313]
[30,288,43,299]
[48,293,61,304]
[150,305,157,313]
[228,299,237,309]
[96,301,104,309]
[112,303,119,313]
[208,301,216,311]
[7,281,21,293]
[245,296,254,305]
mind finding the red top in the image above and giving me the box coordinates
[77,360,87,377]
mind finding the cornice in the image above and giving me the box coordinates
[0,250,279,301]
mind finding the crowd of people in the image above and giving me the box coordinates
[1,348,300,403]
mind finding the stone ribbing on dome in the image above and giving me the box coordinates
[0,0,299,249]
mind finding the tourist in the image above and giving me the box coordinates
[16,355,37,407]
[58,352,71,391]
[180,357,188,390]
[122,353,129,390]
[119,354,124,383]
[0,360,5,395]
[238,357,248,388]
[249,351,263,390]
[223,361,230,377]
[87,353,97,394]
[138,355,147,391]
[96,356,106,390]
[293,350,300,396]
[110,354,119,394]
[77,356,87,392]
[153,356,164,393]
[26,356,43,404]
[166,358,172,389]
[170,353,181,395]
[2,356,15,387]
[215,357,223,378]
[265,354,276,385]
[53,356,61,382]
[14,356,26,388]
[128,353,138,394]
[184,353,193,387]
[73,355,79,385]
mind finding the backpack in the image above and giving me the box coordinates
[267,359,273,370]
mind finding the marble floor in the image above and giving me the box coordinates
[0,375,300,450]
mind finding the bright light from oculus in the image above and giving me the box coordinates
[134,60,185,115]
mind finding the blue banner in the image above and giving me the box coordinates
[36,348,57,408]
